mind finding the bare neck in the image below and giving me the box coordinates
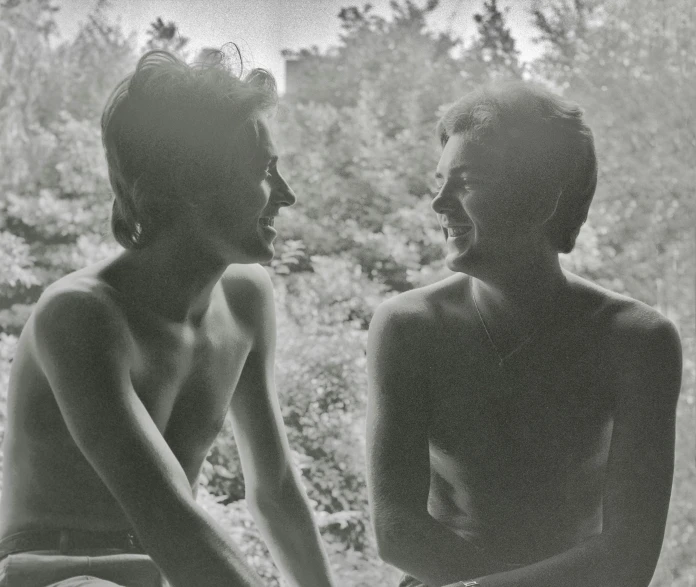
[470,252,568,330]
[105,235,231,325]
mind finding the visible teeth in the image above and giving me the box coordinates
[448,226,470,237]
[259,217,274,227]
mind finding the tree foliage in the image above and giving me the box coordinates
[532,0,695,332]
[145,17,190,56]
[0,1,693,585]
[465,0,523,80]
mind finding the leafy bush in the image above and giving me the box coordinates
[204,258,388,551]
[0,333,18,492]
[0,1,693,585]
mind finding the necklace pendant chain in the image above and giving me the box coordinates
[470,279,542,368]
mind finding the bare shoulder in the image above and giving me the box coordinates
[576,275,680,347]
[219,263,273,311]
[610,295,682,370]
[566,272,675,331]
[369,274,462,345]
[571,273,683,394]
[218,264,275,345]
[28,270,132,373]
[33,271,126,339]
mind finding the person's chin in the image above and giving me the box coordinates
[259,234,280,261]
[243,243,275,264]
[258,244,275,263]
[444,237,473,272]
[225,237,275,265]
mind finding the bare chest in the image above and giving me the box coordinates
[428,325,616,490]
[127,308,252,470]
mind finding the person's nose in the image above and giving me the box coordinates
[273,172,297,208]
[431,184,456,215]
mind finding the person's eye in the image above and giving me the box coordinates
[264,161,278,181]
[260,165,275,182]
[432,178,468,196]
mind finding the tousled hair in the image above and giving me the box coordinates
[101,48,278,249]
[436,81,597,253]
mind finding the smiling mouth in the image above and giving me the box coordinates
[446,226,472,238]
[259,217,275,227]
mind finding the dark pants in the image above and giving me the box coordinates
[0,551,165,587]
[0,530,165,587]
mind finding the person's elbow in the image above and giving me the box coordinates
[372,506,417,567]
[245,471,307,523]
[599,530,664,587]
[374,530,403,567]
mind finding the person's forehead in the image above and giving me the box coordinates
[229,119,276,174]
[254,118,277,159]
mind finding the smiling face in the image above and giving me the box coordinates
[188,118,296,265]
[432,132,551,274]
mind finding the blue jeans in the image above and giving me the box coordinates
[0,550,166,587]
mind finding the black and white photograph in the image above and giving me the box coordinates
[0,1,694,586]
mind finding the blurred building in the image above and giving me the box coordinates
[284,57,302,96]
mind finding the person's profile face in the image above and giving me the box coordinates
[432,132,505,272]
[431,132,543,273]
[192,118,297,264]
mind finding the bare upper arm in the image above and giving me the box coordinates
[223,266,294,499]
[366,297,435,526]
[601,312,682,564]
[32,285,193,521]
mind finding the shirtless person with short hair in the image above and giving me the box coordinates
[0,50,335,587]
[366,82,682,587]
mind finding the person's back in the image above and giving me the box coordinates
[0,49,336,587]
[366,81,682,587]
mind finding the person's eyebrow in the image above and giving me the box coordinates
[255,151,278,169]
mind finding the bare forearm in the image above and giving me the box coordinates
[130,492,265,587]
[471,533,655,587]
[377,512,513,587]
[87,442,264,587]
[250,481,335,587]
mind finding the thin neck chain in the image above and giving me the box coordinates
[469,278,546,367]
